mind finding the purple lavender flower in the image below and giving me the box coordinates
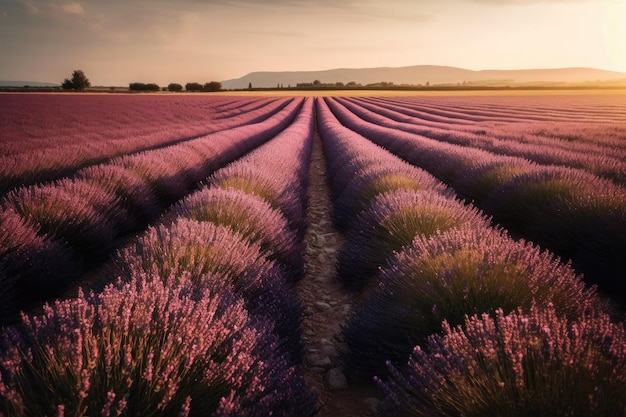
[173,187,304,282]
[0,274,316,417]
[336,189,490,289]
[333,164,451,230]
[109,218,305,360]
[379,304,626,417]
[339,227,606,381]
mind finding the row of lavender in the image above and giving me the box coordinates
[0,95,294,194]
[324,97,626,301]
[370,94,626,125]
[337,96,626,185]
[0,99,318,416]
[0,98,304,322]
[0,95,283,154]
[316,98,626,415]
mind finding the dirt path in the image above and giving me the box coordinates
[297,131,381,416]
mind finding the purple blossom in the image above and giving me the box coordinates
[109,218,305,360]
[336,189,490,289]
[0,95,296,194]
[339,227,606,381]
[379,304,626,416]
[322,96,626,303]
[173,187,304,282]
[0,274,316,417]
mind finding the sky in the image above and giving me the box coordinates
[0,0,624,86]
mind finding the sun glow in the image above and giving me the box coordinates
[603,3,626,71]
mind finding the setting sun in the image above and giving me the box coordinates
[604,3,626,71]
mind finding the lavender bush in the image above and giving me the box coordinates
[207,98,314,238]
[173,188,304,282]
[0,208,73,322]
[109,218,304,360]
[333,164,451,230]
[339,227,606,381]
[0,275,316,417]
[75,164,161,223]
[210,165,296,218]
[2,180,122,259]
[323,96,626,300]
[336,190,490,289]
[482,166,626,297]
[379,304,626,417]
[454,156,533,204]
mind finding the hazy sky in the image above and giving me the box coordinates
[0,0,624,85]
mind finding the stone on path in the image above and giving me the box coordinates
[326,367,349,390]
[315,301,332,310]
[364,397,381,414]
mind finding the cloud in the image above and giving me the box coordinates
[21,0,40,14]
[62,2,84,15]
[466,0,608,4]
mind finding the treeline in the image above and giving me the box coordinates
[128,81,223,92]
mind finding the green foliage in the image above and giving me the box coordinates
[129,83,160,92]
[185,82,203,91]
[167,83,183,92]
[214,175,281,210]
[203,81,222,92]
[177,81,221,92]
[61,69,90,91]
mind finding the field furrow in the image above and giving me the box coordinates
[0,97,304,321]
[0,95,294,194]
[1,92,625,416]
[324,96,626,301]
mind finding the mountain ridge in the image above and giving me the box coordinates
[221,65,626,89]
[0,80,60,87]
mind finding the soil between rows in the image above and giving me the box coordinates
[297,130,381,416]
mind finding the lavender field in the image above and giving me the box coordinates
[1,92,625,416]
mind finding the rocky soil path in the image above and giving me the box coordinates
[297,131,381,416]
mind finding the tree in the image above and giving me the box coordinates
[248,82,252,89]
[313,79,321,86]
[129,82,160,91]
[61,69,90,91]
[185,82,203,91]
[203,81,222,92]
[168,83,183,92]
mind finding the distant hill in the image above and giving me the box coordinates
[221,65,626,90]
[0,80,59,87]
